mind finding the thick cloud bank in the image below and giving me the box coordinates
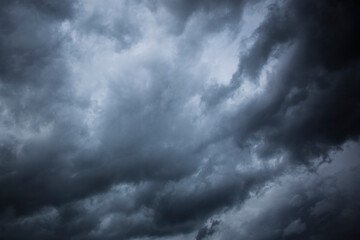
[0,0,359,239]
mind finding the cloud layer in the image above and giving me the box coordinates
[0,0,359,239]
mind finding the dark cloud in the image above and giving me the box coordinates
[196,219,220,240]
[0,0,359,239]
[217,144,360,240]
[204,0,360,164]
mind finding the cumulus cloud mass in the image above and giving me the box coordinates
[0,0,359,239]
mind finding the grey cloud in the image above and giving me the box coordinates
[216,144,360,240]
[283,219,306,236]
[196,219,220,240]
[205,0,360,165]
[75,1,143,51]
[0,0,360,239]
[150,0,253,35]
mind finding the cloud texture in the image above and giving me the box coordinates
[0,0,359,239]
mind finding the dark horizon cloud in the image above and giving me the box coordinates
[0,0,359,239]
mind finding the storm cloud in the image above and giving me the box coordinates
[0,0,359,239]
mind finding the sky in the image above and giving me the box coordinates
[0,0,359,239]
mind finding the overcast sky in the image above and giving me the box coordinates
[0,0,359,239]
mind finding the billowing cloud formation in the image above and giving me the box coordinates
[206,0,360,164]
[0,0,359,239]
[211,142,360,240]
